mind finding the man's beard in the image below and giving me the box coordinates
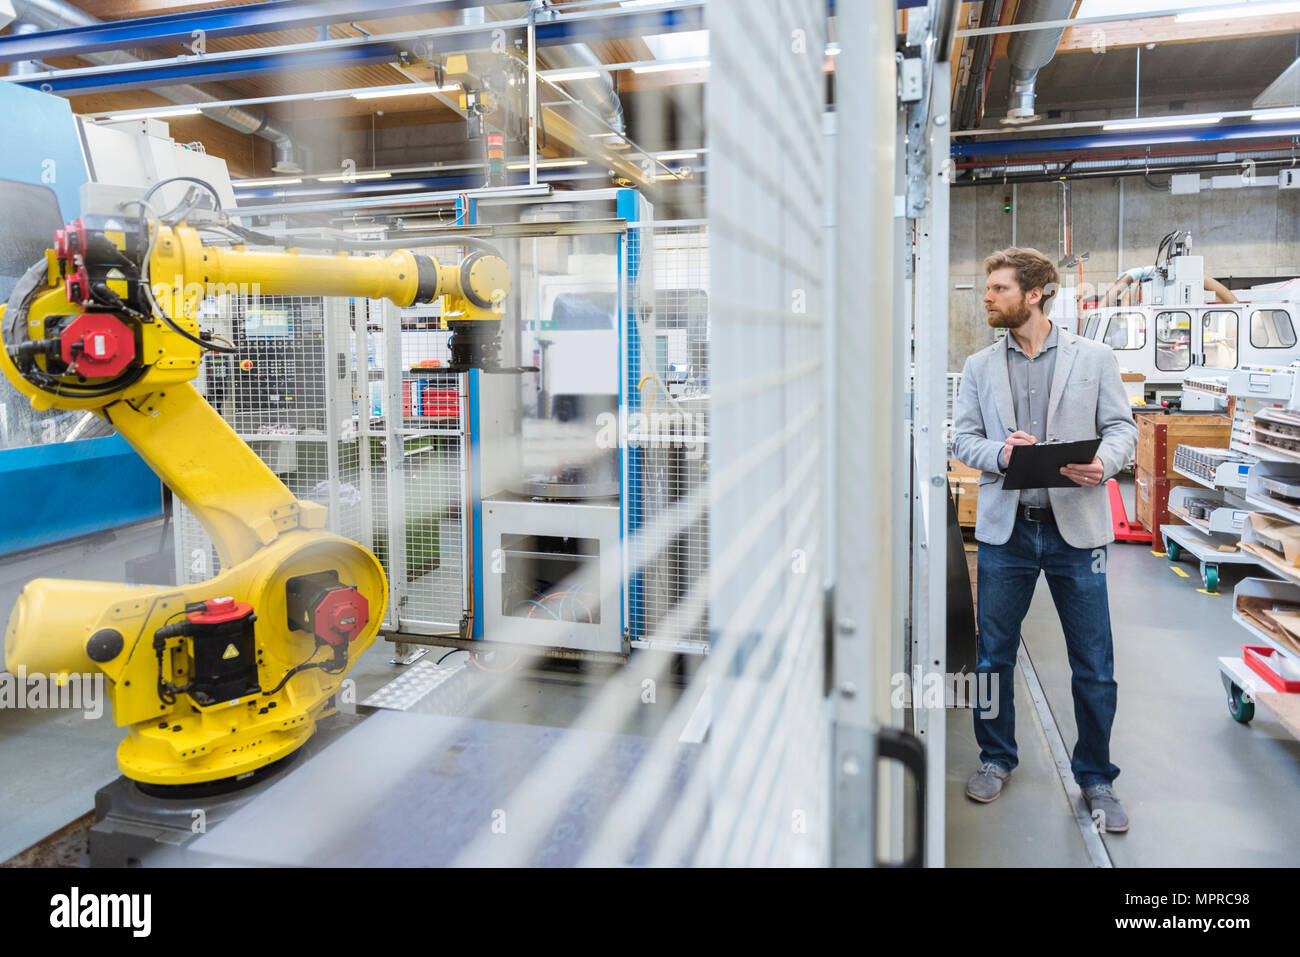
[987,299,1032,329]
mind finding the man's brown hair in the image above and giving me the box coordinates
[985,246,1059,314]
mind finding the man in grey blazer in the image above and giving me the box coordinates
[953,246,1138,832]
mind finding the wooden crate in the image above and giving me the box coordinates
[1136,413,1232,479]
[1134,466,1198,540]
[948,460,979,527]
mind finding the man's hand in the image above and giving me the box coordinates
[1001,430,1037,469]
[1060,456,1105,487]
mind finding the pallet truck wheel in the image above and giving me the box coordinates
[1167,541,1182,561]
[1228,683,1255,724]
[1204,566,1218,593]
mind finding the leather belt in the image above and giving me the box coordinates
[1019,504,1055,524]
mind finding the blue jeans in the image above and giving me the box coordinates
[975,516,1120,789]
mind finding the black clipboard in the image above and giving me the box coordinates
[1002,438,1101,490]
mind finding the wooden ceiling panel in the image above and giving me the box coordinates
[75,0,248,18]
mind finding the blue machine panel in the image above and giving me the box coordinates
[0,435,162,554]
[0,85,161,556]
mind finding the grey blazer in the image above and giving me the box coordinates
[952,327,1138,549]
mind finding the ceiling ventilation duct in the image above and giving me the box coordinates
[1004,0,1073,124]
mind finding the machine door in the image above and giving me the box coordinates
[1100,310,1148,351]
[1245,308,1299,364]
[1154,311,1192,374]
[1197,309,1240,370]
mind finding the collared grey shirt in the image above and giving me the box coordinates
[1005,323,1058,509]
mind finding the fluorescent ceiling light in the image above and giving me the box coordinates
[1101,115,1220,130]
[631,59,710,74]
[234,177,302,187]
[352,85,457,99]
[1176,1,1300,21]
[108,107,201,120]
[316,171,393,182]
[544,70,602,81]
[1252,107,1300,120]
[592,132,623,139]
[505,159,589,170]
[656,150,700,160]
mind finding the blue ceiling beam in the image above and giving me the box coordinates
[951,121,1300,157]
[0,0,517,64]
[233,164,704,202]
[10,4,705,96]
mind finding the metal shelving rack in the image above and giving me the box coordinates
[1161,385,1260,592]
[1161,367,1300,591]
[1221,365,1300,736]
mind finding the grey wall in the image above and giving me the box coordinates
[948,178,1300,370]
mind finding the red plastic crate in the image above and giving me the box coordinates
[422,387,458,417]
[1242,645,1300,693]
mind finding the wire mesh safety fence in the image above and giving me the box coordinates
[448,0,832,867]
[174,294,365,583]
[625,222,711,650]
[161,0,836,863]
[174,279,469,637]
[373,242,474,635]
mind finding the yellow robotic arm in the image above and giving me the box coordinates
[0,209,510,790]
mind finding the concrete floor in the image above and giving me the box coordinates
[6,489,1300,866]
[946,478,1300,867]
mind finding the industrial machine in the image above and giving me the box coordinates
[1085,229,1300,396]
[0,178,511,791]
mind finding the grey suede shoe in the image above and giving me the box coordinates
[966,762,1011,803]
[1083,784,1130,833]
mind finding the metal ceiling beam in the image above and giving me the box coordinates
[6,1,705,95]
[951,120,1300,156]
[0,0,516,63]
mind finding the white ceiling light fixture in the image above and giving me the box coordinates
[234,177,303,187]
[1101,114,1222,130]
[655,150,701,160]
[505,159,589,170]
[1251,107,1300,120]
[1175,1,1300,21]
[108,107,201,120]
[316,171,394,182]
[631,59,709,74]
[543,69,603,81]
[352,85,458,99]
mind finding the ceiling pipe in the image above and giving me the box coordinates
[529,0,625,134]
[955,152,1299,186]
[1004,0,1074,124]
[959,0,1008,129]
[11,22,42,75]
[10,0,301,172]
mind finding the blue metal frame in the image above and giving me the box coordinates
[0,0,515,63]
[952,121,1300,158]
[14,5,705,95]
[460,193,486,642]
[617,187,644,642]
[468,369,484,641]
